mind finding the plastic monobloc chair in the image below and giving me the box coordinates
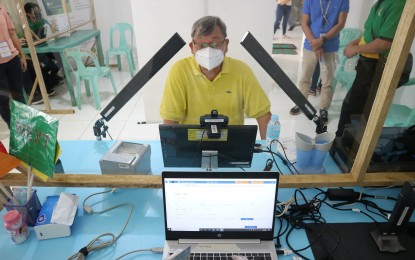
[338,28,362,54]
[385,105,415,127]
[106,23,136,77]
[332,55,359,92]
[385,78,415,127]
[64,47,117,110]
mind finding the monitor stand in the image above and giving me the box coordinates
[371,181,415,253]
[370,228,406,253]
[201,150,218,171]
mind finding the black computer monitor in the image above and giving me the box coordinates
[331,125,415,172]
[159,124,258,169]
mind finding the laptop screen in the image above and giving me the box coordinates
[162,171,279,240]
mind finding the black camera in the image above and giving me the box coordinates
[93,118,108,140]
[200,110,229,139]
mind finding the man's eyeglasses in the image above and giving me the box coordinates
[192,39,226,49]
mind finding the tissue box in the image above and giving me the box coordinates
[99,141,151,174]
[34,195,77,240]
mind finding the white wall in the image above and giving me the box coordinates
[93,0,135,64]
[131,0,275,123]
[345,0,375,29]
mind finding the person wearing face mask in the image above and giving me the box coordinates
[160,16,271,139]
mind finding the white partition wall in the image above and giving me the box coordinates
[131,0,275,123]
[94,0,134,64]
[345,0,375,29]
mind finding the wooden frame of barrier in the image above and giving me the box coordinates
[1,0,414,188]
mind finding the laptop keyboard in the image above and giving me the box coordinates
[188,252,272,260]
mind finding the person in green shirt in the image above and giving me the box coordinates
[335,0,406,138]
[23,2,62,83]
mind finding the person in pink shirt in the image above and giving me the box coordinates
[0,4,27,129]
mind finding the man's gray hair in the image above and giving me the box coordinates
[191,16,227,38]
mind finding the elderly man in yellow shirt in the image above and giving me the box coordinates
[160,16,271,139]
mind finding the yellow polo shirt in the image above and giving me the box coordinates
[160,56,271,125]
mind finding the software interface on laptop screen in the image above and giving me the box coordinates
[163,177,277,232]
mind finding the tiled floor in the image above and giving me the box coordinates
[1,27,346,151]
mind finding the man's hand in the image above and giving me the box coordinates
[309,37,324,52]
[314,48,324,61]
[343,41,359,58]
[20,56,27,72]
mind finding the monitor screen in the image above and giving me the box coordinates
[159,124,258,168]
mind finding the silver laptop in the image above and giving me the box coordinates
[162,171,279,260]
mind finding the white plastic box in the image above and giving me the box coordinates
[99,141,151,174]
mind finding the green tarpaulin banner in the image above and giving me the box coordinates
[9,101,59,181]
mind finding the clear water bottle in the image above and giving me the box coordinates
[266,114,281,153]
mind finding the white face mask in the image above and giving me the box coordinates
[194,47,224,71]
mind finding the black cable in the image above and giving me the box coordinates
[197,126,248,171]
[276,190,325,258]
[274,205,291,245]
[331,198,391,219]
[196,125,209,155]
[360,199,391,214]
[273,139,301,174]
[322,201,380,224]
[197,126,212,167]
[217,153,246,171]
[278,189,340,260]
[264,159,274,171]
[274,217,283,248]
[309,221,341,260]
[107,130,113,140]
[258,139,298,175]
[363,202,389,221]
[269,139,289,165]
[285,209,339,260]
[358,209,380,224]
[294,189,309,206]
[280,187,398,260]
[269,140,293,174]
[313,187,326,194]
[324,188,394,220]
[266,148,284,174]
[263,139,286,173]
[284,221,311,260]
[289,217,328,251]
[361,192,398,201]
[356,199,390,220]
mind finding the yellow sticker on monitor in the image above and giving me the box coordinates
[188,129,228,141]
